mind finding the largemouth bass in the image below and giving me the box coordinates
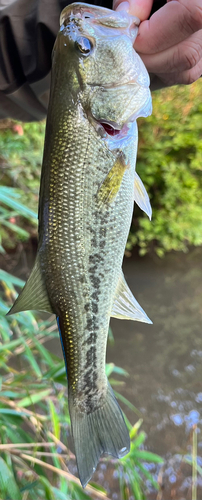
[8,3,152,487]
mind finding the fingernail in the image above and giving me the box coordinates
[114,1,130,12]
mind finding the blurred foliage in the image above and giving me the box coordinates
[0,267,162,499]
[0,120,45,204]
[128,80,202,256]
[1,81,202,255]
[0,120,44,249]
[0,186,37,252]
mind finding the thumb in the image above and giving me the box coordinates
[113,0,153,20]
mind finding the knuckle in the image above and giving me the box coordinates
[182,4,202,32]
[191,6,202,30]
[183,44,202,70]
[172,35,202,72]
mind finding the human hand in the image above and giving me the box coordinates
[113,0,202,90]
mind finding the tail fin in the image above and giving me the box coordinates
[68,383,130,488]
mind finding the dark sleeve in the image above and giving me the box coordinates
[0,0,113,121]
[0,0,165,121]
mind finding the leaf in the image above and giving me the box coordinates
[138,462,159,490]
[32,336,53,366]
[0,190,37,220]
[20,481,39,493]
[0,457,21,500]
[44,364,67,384]
[112,366,129,376]
[70,483,92,500]
[0,244,5,254]
[49,400,60,440]
[114,391,142,416]
[52,487,72,500]
[39,476,55,500]
[0,270,25,287]
[130,419,143,440]
[88,482,108,494]
[18,389,52,407]
[5,425,32,444]
[131,431,146,449]
[132,449,164,463]
[129,469,143,500]
[108,378,125,386]
[184,457,202,477]
[0,391,26,399]
[105,363,115,377]
[108,326,114,345]
[0,338,23,352]
[0,409,28,417]
[21,338,42,378]
[1,219,29,238]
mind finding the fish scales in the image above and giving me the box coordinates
[8,2,152,488]
[42,107,135,397]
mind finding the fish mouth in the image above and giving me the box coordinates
[98,120,122,137]
[94,92,152,139]
[94,118,130,140]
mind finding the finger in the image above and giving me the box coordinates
[152,57,202,87]
[113,0,153,20]
[138,30,202,73]
[134,0,202,54]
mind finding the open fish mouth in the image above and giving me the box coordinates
[96,92,152,139]
[98,120,132,141]
[99,120,123,137]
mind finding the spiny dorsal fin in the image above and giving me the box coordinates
[111,271,152,324]
[7,254,53,315]
[134,171,152,220]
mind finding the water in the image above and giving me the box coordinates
[46,246,202,498]
[2,245,202,498]
[107,248,202,499]
[110,250,202,454]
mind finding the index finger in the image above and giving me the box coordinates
[134,0,202,54]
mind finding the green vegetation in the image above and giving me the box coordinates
[129,80,202,256]
[0,268,162,499]
[0,120,44,250]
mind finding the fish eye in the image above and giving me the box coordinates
[75,36,93,55]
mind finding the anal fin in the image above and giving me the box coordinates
[111,271,152,324]
[7,254,53,315]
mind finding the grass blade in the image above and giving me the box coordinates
[18,389,52,407]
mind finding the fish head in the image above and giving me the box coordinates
[55,2,152,136]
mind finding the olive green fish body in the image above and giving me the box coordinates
[40,104,134,403]
[8,3,152,487]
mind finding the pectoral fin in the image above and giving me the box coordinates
[7,255,53,315]
[134,171,152,220]
[111,271,152,324]
[97,153,128,207]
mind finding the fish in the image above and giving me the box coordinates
[7,2,152,488]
